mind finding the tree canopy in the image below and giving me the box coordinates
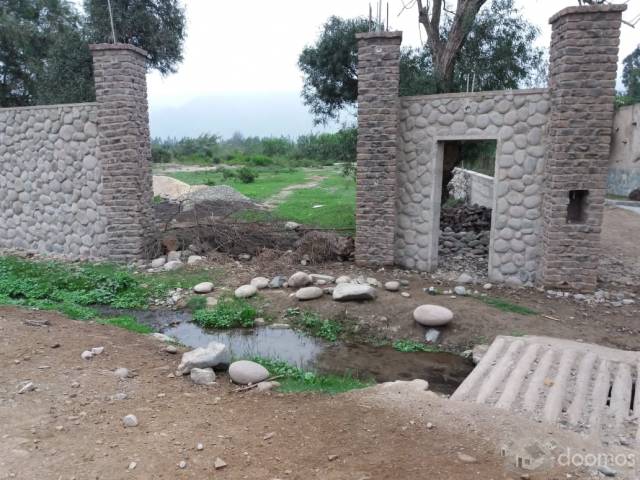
[298,0,546,124]
[0,0,186,107]
[622,45,640,103]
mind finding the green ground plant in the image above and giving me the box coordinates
[393,339,442,353]
[251,357,373,394]
[192,296,257,328]
[285,308,342,342]
[474,295,537,315]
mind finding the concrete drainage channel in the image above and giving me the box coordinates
[452,336,640,447]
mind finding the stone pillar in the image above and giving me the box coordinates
[540,5,626,291]
[89,44,154,261]
[354,31,402,267]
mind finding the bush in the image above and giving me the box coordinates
[220,168,236,180]
[192,297,257,328]
[236,167,258,184]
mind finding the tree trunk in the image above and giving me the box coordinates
[417,0,488,92]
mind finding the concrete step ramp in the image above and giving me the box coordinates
[452,336,640,447]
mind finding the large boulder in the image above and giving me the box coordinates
[228,360,270,385]
[413,305,454,327]
[295,286,324,301]
[193,282,214,294]
[332,283,376,302]
[235,284,257,298]
[288,271,312,288]
[176,341,230,375]
[190,367,216,385]
[150,257,166,268]
[250,277,269,289]
[629,189,640,201]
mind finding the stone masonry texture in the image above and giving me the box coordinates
[355,31,402,267]
[0,43,153,261]
[540,5,626,290]
[90,43,155,262]
[397,90,550,285]
[0,103,108,257]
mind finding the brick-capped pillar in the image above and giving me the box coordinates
[540,5,626,291]
[354,31,402,267]
[90,44,154,261]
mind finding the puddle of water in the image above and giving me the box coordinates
[101,307,472,395]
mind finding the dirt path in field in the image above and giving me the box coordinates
[1,306,608,480]
[262,175,327,209]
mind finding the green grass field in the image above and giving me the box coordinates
[167,168,308,201]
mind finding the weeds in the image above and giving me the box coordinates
[285,308,342,342]
[393,339,442,353]
[475,295,537,315]
[192,297,257,328]
[185,296,207,312]
[97,316,153,334]
[251,357,373,394]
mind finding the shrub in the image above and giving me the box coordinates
[285,309,342,342]
[192,297,257,328]
[220,168,236,180]
[236,167,258,184]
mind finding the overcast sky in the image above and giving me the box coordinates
[135,0,639,138]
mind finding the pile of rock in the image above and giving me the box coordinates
[438,203,491,257]
[546,289,637,307]
[439,228,490,256]
[148,251,205,272]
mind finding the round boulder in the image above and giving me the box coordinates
[235,284,257,299]
[295,286,324,301]
[228,360,269,385]
[193,282,214,294]
[384,281,400,292]
[250,277,269,289]
[413,305,454,327]
[288,271,312,288]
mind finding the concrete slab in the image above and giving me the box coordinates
[452,336,640,447]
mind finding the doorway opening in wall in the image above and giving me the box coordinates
[438,140,497,279]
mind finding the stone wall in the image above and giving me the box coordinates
[396,89,550,284]
[608,103,640,196]
[0,103,108,257]
[450,167,495,208]
[540,4,625,291]
[0,43,153,261]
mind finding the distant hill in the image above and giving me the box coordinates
[149,91,347,139]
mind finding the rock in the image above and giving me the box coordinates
[91,346,104,355]
[380,379,429,392]
[206,297,218,307]
[401,292,411,298]
[255,381,280,393]
[190,367,216,385]
[400,279,409,286]
[254,317,266,326]
[295,286,324,300]
[250,277,269,289]
[81,350,93,360]
[165,345,178,354]
[228,360,269,385]
[150,333,174,343]
[238,253,251,261]
[114,367,129,379]
[454,286,466,296]
[167,251,181,262]
[332,283,377,302]
[483,283,492,290]
[288,271,311,288]
[122,414,138,427]
[456,273,473,284]
[457,452,477,463]
[269,275,287,288]
[187,255,203,265]
[235,284,257,298]
[17,382,36,394]
[335,275,352,284]
[366,277,381,287]
[384,281,400,291]
[629,188,640,201]
[284,221,301,230]
[128,462,137,470]
[112,392,128,401]
[163,260,183,271]
[150,257,166,268]
[176,341,230,375]
[598,465,617,477]
[178,460,187,469]
[214,458,227,470]
[413,305,454,327]
[196,443,204,451]
[193,282,214,294]
[425,328,441,343]
[472,344,489,364]
[310,274,335,284]
[270,323,290,329]
[328,455,339,461]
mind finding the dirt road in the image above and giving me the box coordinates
[0,306,587,480]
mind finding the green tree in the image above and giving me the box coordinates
[83,0,186,75]
[622,46,640,102]
[299,0,545,123]
[0,0,93,107]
